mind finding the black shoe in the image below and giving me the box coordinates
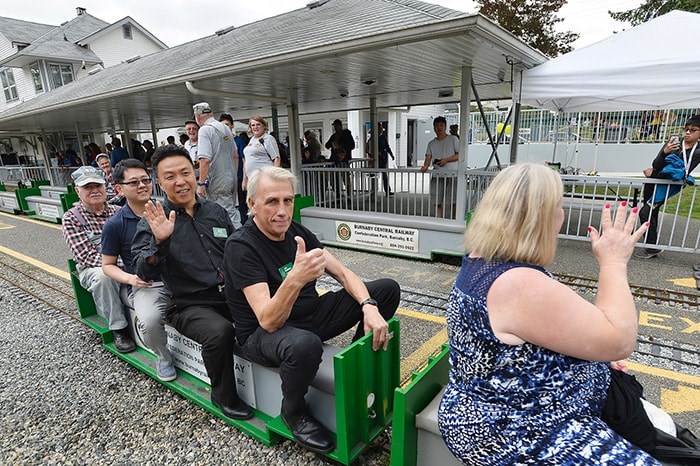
[113,329,135,353]
[282,410,335,454]
[211,396,254,420]
[634,248,662,259]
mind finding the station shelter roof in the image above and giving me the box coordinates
[0,0,547,135]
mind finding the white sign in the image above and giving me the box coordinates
[335,221,419,253]
[233,356,256,408]
[0,195,18,209]
[125,308,256,406]
[36,203,60,219]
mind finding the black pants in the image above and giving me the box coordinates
[639,183,662,246]
[239,279,400,415]
[169,302,238,405]
[237,180,248,224]
[378,154,391,194]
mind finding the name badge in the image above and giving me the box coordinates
[213,227,228,238]
[278,262,293,280]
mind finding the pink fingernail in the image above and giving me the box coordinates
[632,207,638,213]
[604,203,611,209]
[645,222,650,227]
[587,226,592,232]
[621,201,627,207]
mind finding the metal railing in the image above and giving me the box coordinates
[470,108,696,146]
[465,169,700,253]
[0,166,48,184]
[300,165,459,220]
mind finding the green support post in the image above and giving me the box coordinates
[15,187,41,215]
[390,344,450,466]
[268,318,401,465]
[61,191,79,214]
[293,194,314,222]
[67,259,109,337]
[31,180,50,188]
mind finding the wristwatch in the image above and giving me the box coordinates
[197,181,207,187]
[359,297,378,307]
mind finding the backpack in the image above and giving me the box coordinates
[602,369,700,465]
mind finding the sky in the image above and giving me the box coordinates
[0,0,645,51]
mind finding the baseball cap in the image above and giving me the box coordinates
[95,153,109,163]
[332,119,342,126]
[71,166,106,187]
[193,102,213,117]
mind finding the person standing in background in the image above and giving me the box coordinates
[193,102,241,229]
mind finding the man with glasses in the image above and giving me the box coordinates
[101,159,176,381]
[636,115,700,259]
[62,166,135,353]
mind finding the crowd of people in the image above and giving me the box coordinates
[61,103,401,455]
[61,106,699,463]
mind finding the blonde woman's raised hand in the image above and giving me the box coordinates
[588,202,648,266]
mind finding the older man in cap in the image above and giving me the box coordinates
[62,166,135,352]
[192,102,241,228]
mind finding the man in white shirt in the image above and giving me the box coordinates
[184,120,199,163]
[420,116,460,219]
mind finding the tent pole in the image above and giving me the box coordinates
[573,112,581,172]
[551,112,559,163]
[593,111,601,173]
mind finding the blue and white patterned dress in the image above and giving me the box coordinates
[438,257,660,465]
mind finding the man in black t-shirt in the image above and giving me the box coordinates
[224,166,400,455]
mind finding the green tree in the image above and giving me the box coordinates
[610,0,700,26]
[476,0,579,57]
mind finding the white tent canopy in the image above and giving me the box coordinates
[518,10,700,112]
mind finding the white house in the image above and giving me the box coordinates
[0,7,166,113]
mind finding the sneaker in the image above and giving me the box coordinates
[634,248,662,259]
[113,329,136,353]
[156,359,177,382]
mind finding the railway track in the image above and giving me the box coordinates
[2,253,699,373]
[556,273,700,310]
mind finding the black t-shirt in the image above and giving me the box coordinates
[224,220,323,344]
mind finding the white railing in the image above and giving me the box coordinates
[471,108,696,146]
[465,169,700,253]
[300,165,463,220]
[0,166,48,184]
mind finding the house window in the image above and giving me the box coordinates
[30,63,43,92]
[123,24,132,40]
[48,63,74,89]
[0,69,18,102]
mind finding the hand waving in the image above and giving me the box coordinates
[143,200,176,244]
[588,202,648,266]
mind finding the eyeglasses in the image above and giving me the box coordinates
[684,127,699,133]
[120,177,152,187]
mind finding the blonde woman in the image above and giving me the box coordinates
[438,164,658,465]
[242,115,280,190]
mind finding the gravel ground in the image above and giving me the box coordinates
[0,283,389,465]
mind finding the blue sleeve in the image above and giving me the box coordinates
[101,216,122,258]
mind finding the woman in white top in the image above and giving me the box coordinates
[242,115,280,190]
